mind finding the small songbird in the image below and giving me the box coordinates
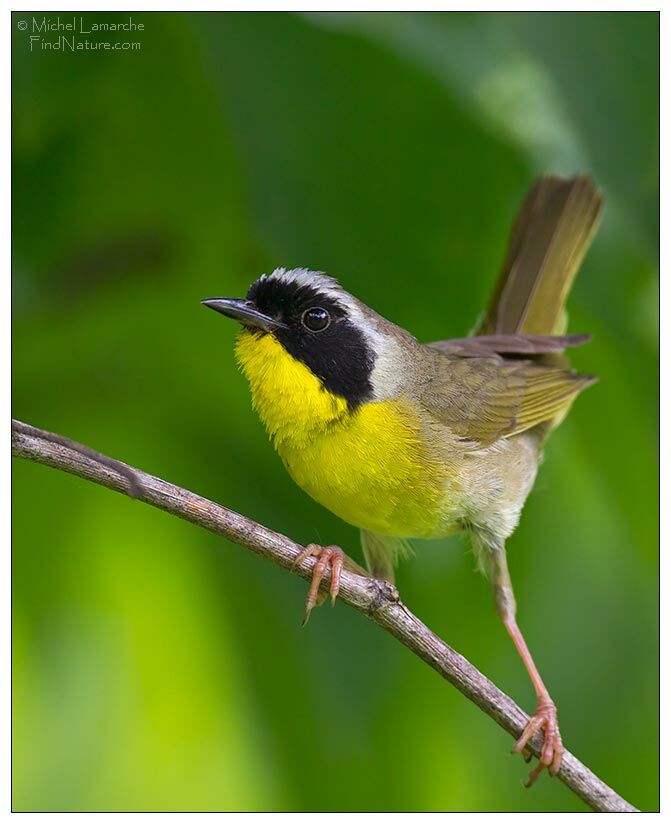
[202,176,603,785]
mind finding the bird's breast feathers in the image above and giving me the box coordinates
[235,328,459,537]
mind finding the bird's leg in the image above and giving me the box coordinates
[292,544,367,625]
[504,616,564,785]
[488,545,564,785]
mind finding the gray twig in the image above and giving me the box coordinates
[11,418,638,813]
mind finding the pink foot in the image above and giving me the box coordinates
[512,700,564,786]
[293,544,344,625]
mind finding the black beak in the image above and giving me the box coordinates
[201,298,286,332]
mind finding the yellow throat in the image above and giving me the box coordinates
[234,329,445,537]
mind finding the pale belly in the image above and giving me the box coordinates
[278,412,541,546]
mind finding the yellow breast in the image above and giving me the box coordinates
[235,330,450,537]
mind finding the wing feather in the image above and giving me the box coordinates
[419,176,600,448]
[428,333,590,359]
[418,352,595,445]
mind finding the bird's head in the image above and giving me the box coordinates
[203,268,413,413]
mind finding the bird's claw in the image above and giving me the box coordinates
[512,700,564,786]
[293,544,344,625]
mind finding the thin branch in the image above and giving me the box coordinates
[11,419,638,813]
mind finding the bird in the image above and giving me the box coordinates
[202,175,603,785]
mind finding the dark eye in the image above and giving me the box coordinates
[301,307,330,332]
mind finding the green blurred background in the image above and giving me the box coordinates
[12,11,658,812]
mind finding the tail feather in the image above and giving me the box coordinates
[477,176,603,337]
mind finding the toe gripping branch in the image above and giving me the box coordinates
[292,544,402,625]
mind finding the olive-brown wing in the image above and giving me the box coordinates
[418,354,596,446]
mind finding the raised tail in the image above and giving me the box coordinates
[477,176,603,337]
